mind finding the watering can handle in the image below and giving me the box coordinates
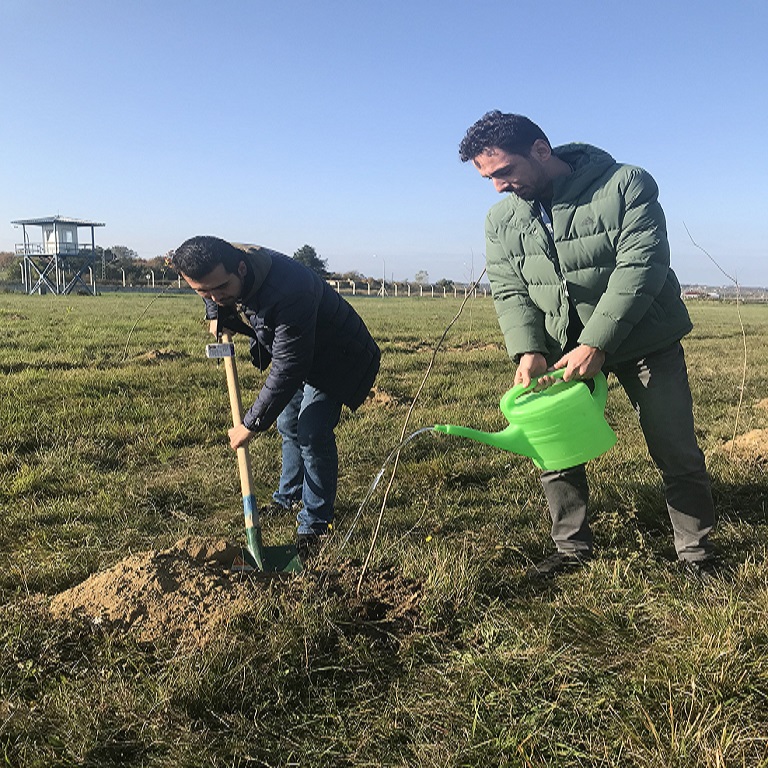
[509,368,566,402]
[504,368,608,413]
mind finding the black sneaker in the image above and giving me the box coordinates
[259,500,301,517]
[677,557,728,584]
[296,533,326,564]
[526,551,591,580]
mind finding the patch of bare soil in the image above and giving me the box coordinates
[755,398,768,410]
[390,341,434,354]
[722,429,768,461]
[364,387,398,407]
[49,538,422,647]
[136,347,184,363]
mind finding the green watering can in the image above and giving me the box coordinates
[434,369,617,471]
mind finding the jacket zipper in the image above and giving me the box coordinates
[537,202,569,300]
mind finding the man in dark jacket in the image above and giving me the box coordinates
[172,236,380,559]
[459,111,717,579]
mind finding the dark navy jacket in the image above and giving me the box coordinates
[206,245,380,432]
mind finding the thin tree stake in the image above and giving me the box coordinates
[683,223,747,457]
[356,269,487,595]
[121,283,174,362]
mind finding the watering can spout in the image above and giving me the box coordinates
[433,423,526,454]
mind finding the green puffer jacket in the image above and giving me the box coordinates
[484,143,692,367]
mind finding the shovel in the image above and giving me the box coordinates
[206,333,302,573]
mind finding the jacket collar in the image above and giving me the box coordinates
[232,243,274,303]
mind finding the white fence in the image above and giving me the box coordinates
[326,280,489,298]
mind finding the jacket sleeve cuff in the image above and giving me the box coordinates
[241,415,262,432]
[203,297,219,320]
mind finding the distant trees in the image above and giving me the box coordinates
[293,244,329,277]
[5,243,251,288]
[84,246,178,285]
[98,245,149,284]
[0,251,17,282]
[0,242,477,292]
[106,245,138,262]
[336,270,365,283]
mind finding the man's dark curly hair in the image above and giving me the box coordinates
[171,235,244,279]
[459,111,550,163]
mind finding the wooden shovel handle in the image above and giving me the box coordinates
[221,333,255,499]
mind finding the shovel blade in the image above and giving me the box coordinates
[231,544,303,574]
[262,544,303,573]
[244,521,303,573]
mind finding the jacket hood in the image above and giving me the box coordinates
[552,144,616,198]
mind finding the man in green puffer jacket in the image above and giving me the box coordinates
[459,110,717,580]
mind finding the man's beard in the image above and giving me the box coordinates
[515,179,553,202]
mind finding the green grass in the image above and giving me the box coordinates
[1,293,767,766]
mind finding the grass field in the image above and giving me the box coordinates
[1,292,767,767]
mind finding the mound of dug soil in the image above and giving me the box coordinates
[49,539,252,646]
[49,538,422,647]
[136,348,184,363]
[365,387,397,407]
[722,429,768,461]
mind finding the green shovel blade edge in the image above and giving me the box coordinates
[259,544,303,573]
[243,496,303,573]
[240,535,303,573]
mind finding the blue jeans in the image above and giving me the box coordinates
[273,384,342,535]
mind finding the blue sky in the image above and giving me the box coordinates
[2,0,766,286]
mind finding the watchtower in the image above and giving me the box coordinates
[12,215,105,295]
